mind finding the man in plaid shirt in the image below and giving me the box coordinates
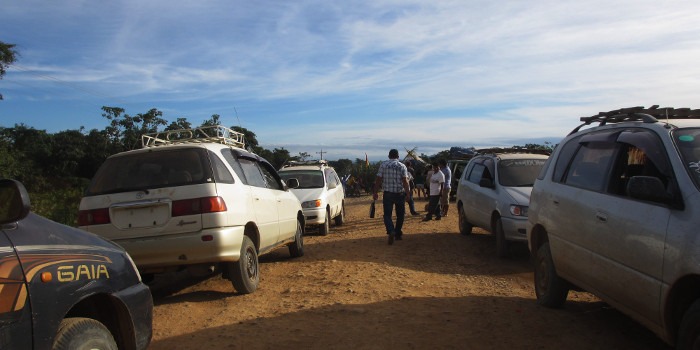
[372,149,411,245]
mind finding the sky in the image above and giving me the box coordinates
[3,0,700,161]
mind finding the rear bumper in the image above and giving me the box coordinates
[112,226,246,272]
[114,282,153,350]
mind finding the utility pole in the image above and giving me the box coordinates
[316,149,326,160]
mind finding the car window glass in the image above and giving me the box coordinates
[221,149,247,184]
[537,155,554,181]
[553,135,582,183]
[674,128,700,189]
[238,158,267,188]
[467,164,486,184]
[608,143,668,198]
[86,148,210,195]
[208,150,235,183]
[564,142,615,192]
[616,129,670,176]
[259,162,283,190]
[280,170,324,189]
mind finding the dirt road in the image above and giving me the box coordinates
[147,195,670,349]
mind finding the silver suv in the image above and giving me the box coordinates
[78,126,305,294]
[278,160,345,235]
[527,106,700,348]
[455,149,549,258]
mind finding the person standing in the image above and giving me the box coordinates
[439,159,452,217]
[404,161,420,216]
[423,162,445,221]
[373,149,411,245]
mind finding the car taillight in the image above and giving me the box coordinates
[172,197,227,217]
[78,208,111,226]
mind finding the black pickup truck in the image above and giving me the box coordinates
[0,179,152,349]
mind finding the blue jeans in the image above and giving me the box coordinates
[406,190,417,214]
[382,192,406,236]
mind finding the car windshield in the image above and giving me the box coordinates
[498,159,548,187]
[279,170,325,189]
[673,128,700,189]
[86,148,211,195]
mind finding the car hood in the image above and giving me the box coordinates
[503,186,533,205]
[290,188,325,203]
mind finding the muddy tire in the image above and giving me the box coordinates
[495,218,509,258]
[53,317,117,350]
[534,242,568,308]
[230,236,259,294]
[334,203,345,226]
[288,220,305,258]
[458,205,473,235]
[319,211,330,236]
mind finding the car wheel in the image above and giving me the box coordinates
[53,317,117,350]
[458,206,473,235]
[230,236,259,294]
[319,210,330,236]
[288,220,305,258]
[334,203,345,226]
[678,299,700,349]
[534,242,569,308]
[495,218,509,259]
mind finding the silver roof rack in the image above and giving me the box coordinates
[141,125,246,148]
[282,159,328,168]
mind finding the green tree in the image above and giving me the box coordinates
[0,41,18,100]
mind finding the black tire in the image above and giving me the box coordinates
[319,211,330,236]
[495,218,509,259]
[230,236,259,294]
[678,299,700,350]
[458,206,473,235]
[288,220,305,258]
[334,203,345,226]
[53,317,117,350]
[534,242,569,308]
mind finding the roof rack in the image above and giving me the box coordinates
[475,147,551,156]
[570,105,700,135]
[281,159,328,168]
[141,125,246,148]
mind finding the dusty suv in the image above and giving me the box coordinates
[278,160,345,235]
[455,149,549,258]
[1,179,152,349]
[527,106,700,348]
[78,126,305,294]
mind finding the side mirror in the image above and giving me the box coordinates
[627,176,670,203]
[285,178,299,189]
[479,178,495,188]
[0,179,31,225]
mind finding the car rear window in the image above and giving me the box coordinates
[86,148,212,195]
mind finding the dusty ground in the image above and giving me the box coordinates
[147,195,670,350]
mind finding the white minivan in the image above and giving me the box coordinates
[78,126,305,294]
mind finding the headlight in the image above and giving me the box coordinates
[302,199,322,209]
[509,205,528,217]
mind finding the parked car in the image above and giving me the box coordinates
[527,106,700,348]
[78,125,305,294]
[278,160,345,235]
[0,179,152,350]
[456,149,549,258]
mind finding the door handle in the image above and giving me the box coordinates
[595,211,607,222]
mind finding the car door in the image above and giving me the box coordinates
[238,158,280,249]
[324,169,342,218]
[258,161,298,241]
[465,158,495,230]
[556,130,668,324]
[0,231,33,350]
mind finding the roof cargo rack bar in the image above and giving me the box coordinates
[570,105,700,135]
[475,147,551,156]
[281,159,328,168]
[141,125,246,148]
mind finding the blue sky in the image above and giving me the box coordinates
[3,1,700,161]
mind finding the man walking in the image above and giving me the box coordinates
[373,149,411,245]
[438,159,452,217]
